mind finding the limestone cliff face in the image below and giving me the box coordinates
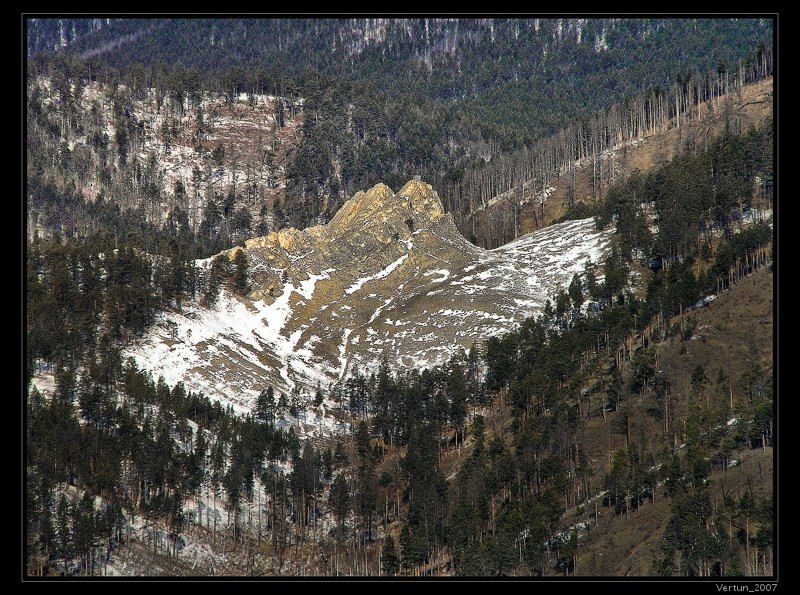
[128,180,612,411]
[234,180,468,304]
[328,180,446,232]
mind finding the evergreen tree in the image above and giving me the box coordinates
[230,250,249,296]
[382,534,399,575]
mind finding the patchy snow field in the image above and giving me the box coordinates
[125,182,612,415]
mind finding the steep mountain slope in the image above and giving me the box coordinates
[468,76,774,246]
[27,76,302,237]
[572,267,774,576]
[127,180,611,410]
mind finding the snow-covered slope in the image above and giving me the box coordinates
[125,180,612,412]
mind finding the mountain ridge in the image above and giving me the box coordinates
[126,180,612,411]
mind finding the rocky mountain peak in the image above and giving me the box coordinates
[328,180,446,237]
[128,186,612,408]
[396,179,446,219]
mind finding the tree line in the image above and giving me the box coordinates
[450,48,772,245]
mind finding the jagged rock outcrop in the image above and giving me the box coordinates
[128,181,612,411]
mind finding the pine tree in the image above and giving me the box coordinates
[382,534,399,575]
[329,473,350,535]
[255,386,275,426]
[56,495,71,576]
[230,249,249,296]
[568,273,584,310]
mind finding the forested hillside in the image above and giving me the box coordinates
[463,74,773,247]
[25,15,775,579]
[26,108,774,576]
[26,18,119,55]
[28,18,772,241]
[27,74,303,250]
